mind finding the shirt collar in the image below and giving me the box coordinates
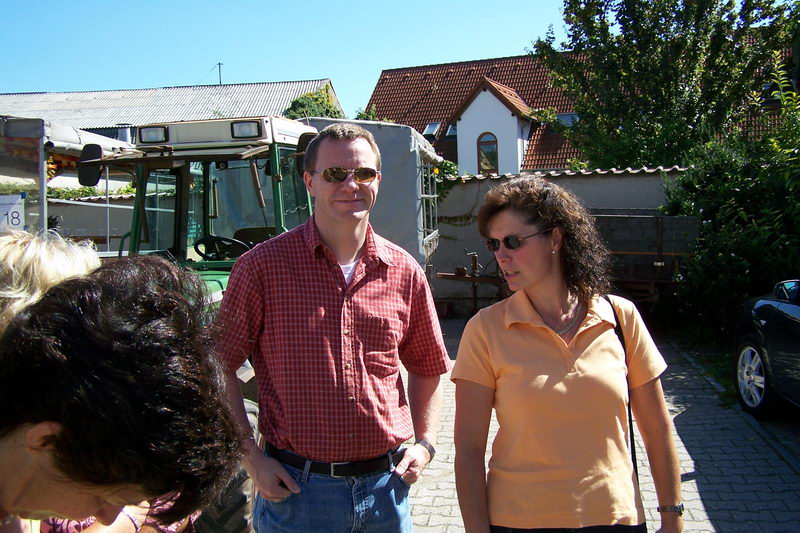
[503,292,617,329]
[303,216,395,267]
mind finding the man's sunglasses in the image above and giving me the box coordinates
[485,228,553,252]
[314,167,379,184]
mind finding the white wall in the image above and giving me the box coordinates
[456,91,524,175]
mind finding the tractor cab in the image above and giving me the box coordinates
[79,116,316,293]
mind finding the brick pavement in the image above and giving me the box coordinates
[407,318,800,533]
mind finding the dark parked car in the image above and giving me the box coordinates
[734,279,800,418]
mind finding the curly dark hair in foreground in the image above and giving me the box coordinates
[0,255,242,523]
[477,176,611,303]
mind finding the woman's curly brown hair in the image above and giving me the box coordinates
[477,176,611,303]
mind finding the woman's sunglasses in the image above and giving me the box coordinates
[485,228,552,252]
[314,167,379,184]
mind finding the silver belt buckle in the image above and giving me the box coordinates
[329,461,350,478]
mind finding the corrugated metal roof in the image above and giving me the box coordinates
[0,80,336,129]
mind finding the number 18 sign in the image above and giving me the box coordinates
[0,193,26,230]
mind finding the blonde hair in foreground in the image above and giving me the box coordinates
[0,230,100,331]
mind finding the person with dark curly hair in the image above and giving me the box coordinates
[452,177,683,533]
[0,256,242,530]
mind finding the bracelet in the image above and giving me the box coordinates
[121,508,142,532]
[415,439,436,462]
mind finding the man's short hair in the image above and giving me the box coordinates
[0,255,242,523]
[304,122,382,173]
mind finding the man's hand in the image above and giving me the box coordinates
[242,444,300,502]
[392,443,432,485]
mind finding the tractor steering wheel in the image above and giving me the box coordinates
[193,236,252,261]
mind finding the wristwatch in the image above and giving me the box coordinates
[415,439,436,461]
[656,503,684,516]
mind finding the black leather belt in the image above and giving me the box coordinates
[265,443,405,477]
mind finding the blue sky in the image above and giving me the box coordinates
[0,0,567,118]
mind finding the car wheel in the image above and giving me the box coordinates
[735,339,776,418]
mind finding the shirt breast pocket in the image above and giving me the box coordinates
[359,315,403,377]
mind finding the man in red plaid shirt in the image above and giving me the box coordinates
[216,122,451,532]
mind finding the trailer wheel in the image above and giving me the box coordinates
[195,399,259,533]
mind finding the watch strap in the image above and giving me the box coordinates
[656,503,684,515]
[415,439,436,461]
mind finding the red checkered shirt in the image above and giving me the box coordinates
[216,218,451,462]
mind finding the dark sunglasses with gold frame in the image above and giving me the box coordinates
[312,167,379,184]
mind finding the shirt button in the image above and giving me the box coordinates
[347,396,355,402]
[349,433,356,438]
[344,363,351,370]
[343,328,350,335]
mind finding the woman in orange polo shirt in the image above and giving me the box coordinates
[452,177,683,533]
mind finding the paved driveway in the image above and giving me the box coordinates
[407,319,800,533]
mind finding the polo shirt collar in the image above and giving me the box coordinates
[303,216,395,267]
[503,290,544,328]
[503,291,617,330]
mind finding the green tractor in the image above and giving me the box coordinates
[79,116,317,533]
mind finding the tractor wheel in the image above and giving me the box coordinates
[195,399,259,533]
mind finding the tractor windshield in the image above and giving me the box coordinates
[135,150,310,262]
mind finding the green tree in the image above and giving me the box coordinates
[663,55,800,338]
[353,104,395,123]
[532,0,792,169]
[285,85,345,120]
[354,104,379,121]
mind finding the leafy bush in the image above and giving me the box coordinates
[664,57,800,339]
[434,160,459,203]
[285,85,345,120]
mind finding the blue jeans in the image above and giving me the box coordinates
[252,463,412,532]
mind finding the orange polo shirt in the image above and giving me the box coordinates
[452,293,666,529]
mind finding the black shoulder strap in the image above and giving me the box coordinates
[602,294,638,478]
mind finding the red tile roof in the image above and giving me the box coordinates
[368,55,572,133]
[367,56,579,171]
[523,123,580,171]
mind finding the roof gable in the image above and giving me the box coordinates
[0,80,337,129]
[449,77,531,123]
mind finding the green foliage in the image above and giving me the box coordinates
[354,104,395,123]
[527,106,558,123]
[663,56,800,340]
[532,0,792,169]
[433,159,460,203]
[566,157,589,171]
[354,105,379,121]
[0,183,37,197]
[46,186,101,199]
[285,85,345,120]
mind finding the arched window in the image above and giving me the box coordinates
[477,132,498,174]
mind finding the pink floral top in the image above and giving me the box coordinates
[40,509,197,533]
